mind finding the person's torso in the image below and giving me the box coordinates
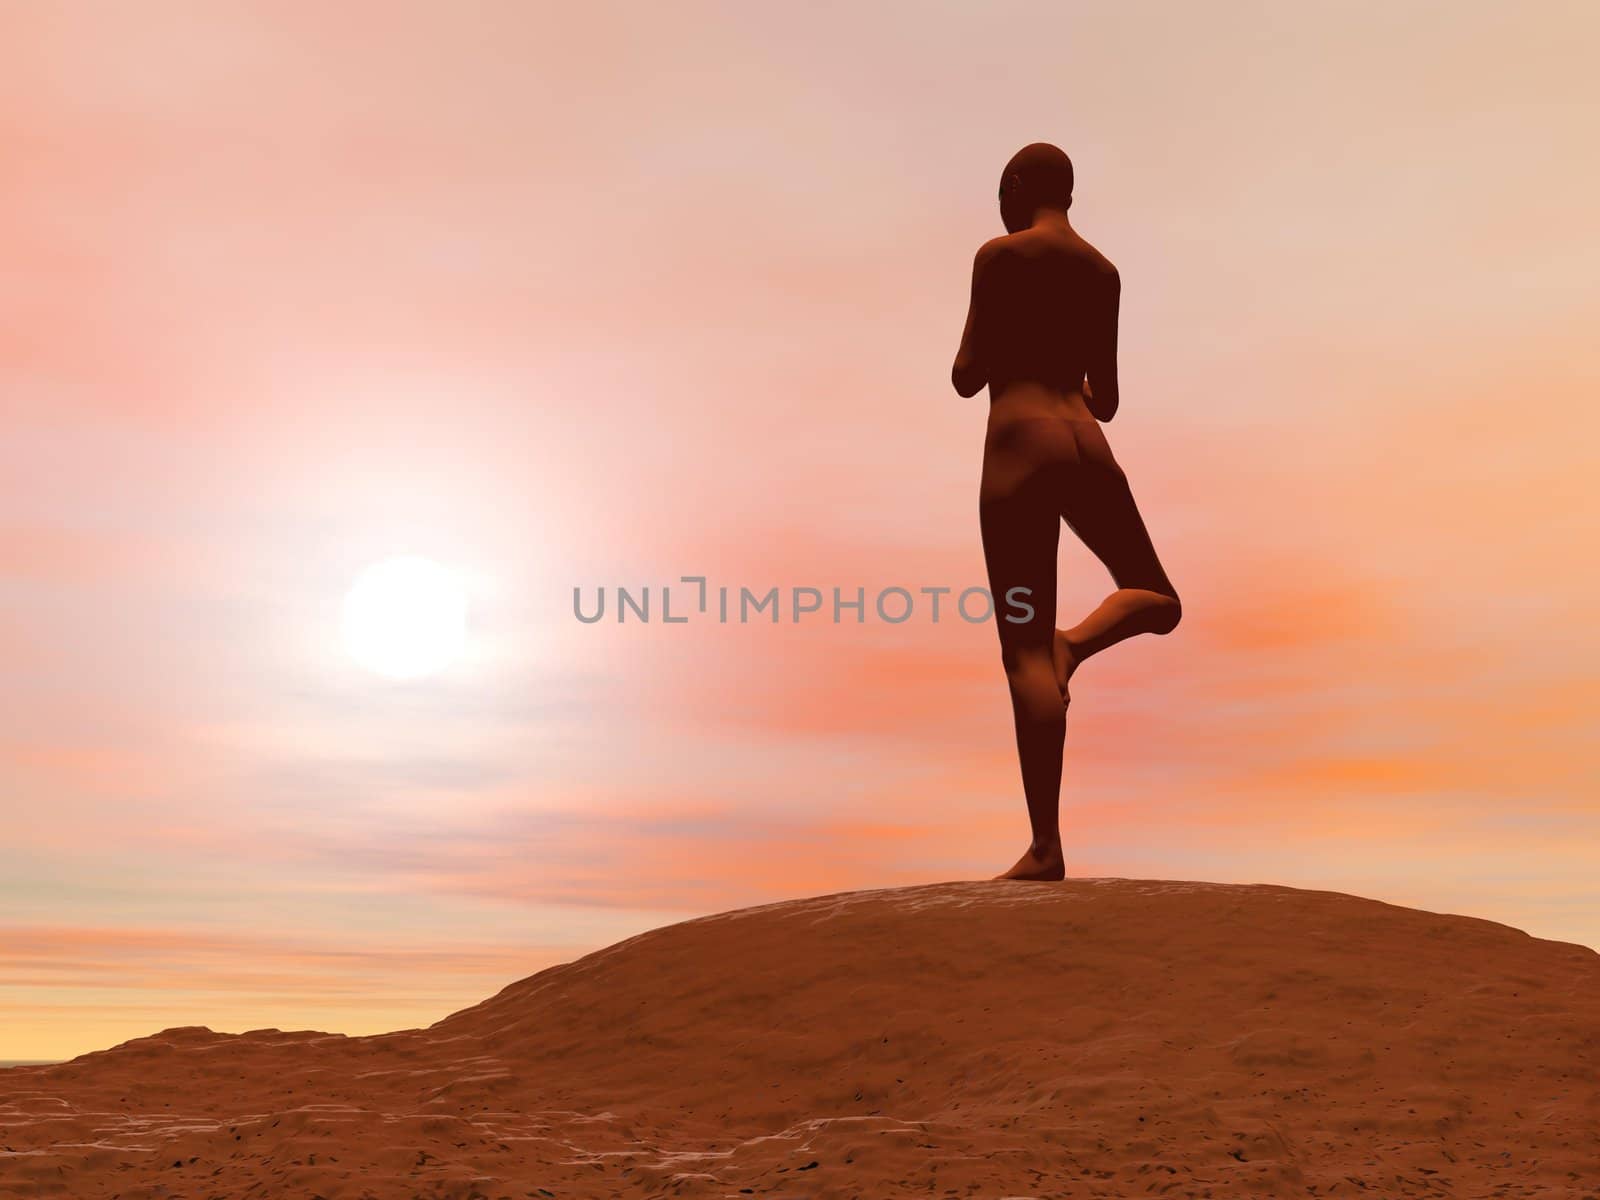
[982,225,1114,424]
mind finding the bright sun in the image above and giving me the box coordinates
[341,555,468,680]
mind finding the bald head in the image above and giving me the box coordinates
[998,142,1074,232]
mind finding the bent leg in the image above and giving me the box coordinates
[1056,429,1181,685]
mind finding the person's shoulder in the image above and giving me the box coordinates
[1072,235,1118,280]
[980,231,1058,279]
[1099,253,1121,293]
[974,234,1016,266]
[969,235,1023,289]
[1070,242,1119,299]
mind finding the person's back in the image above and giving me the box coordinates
[981,221,1119,417]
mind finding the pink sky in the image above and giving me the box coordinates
[3,2,1598,1059]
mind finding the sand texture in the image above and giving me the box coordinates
[3,878,1597,1198]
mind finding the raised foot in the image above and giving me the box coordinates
[993,842,1066,882]
[1052,630,1079,703]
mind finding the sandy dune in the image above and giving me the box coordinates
[2,878,1597,1198]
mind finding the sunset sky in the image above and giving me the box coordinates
[4,1,1598,1060]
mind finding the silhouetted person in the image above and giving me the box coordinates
[953,142,1182,882]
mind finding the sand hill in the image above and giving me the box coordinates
[2,878,1596,1198]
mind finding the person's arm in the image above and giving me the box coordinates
[1085,265,1120,422]
[952,240,1000,398]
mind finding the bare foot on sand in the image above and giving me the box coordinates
[1052,629,1079,703]
[994,841,1066,881]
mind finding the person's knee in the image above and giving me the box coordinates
[1153,593,1182,635]
[999,640,1050,678]
[999,641,1025,675]
[1000,648,1065,725]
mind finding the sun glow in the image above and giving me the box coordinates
[341,556,468,679]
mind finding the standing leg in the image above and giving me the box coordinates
[1052,424,1182,700]
[980,441,1068,882]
